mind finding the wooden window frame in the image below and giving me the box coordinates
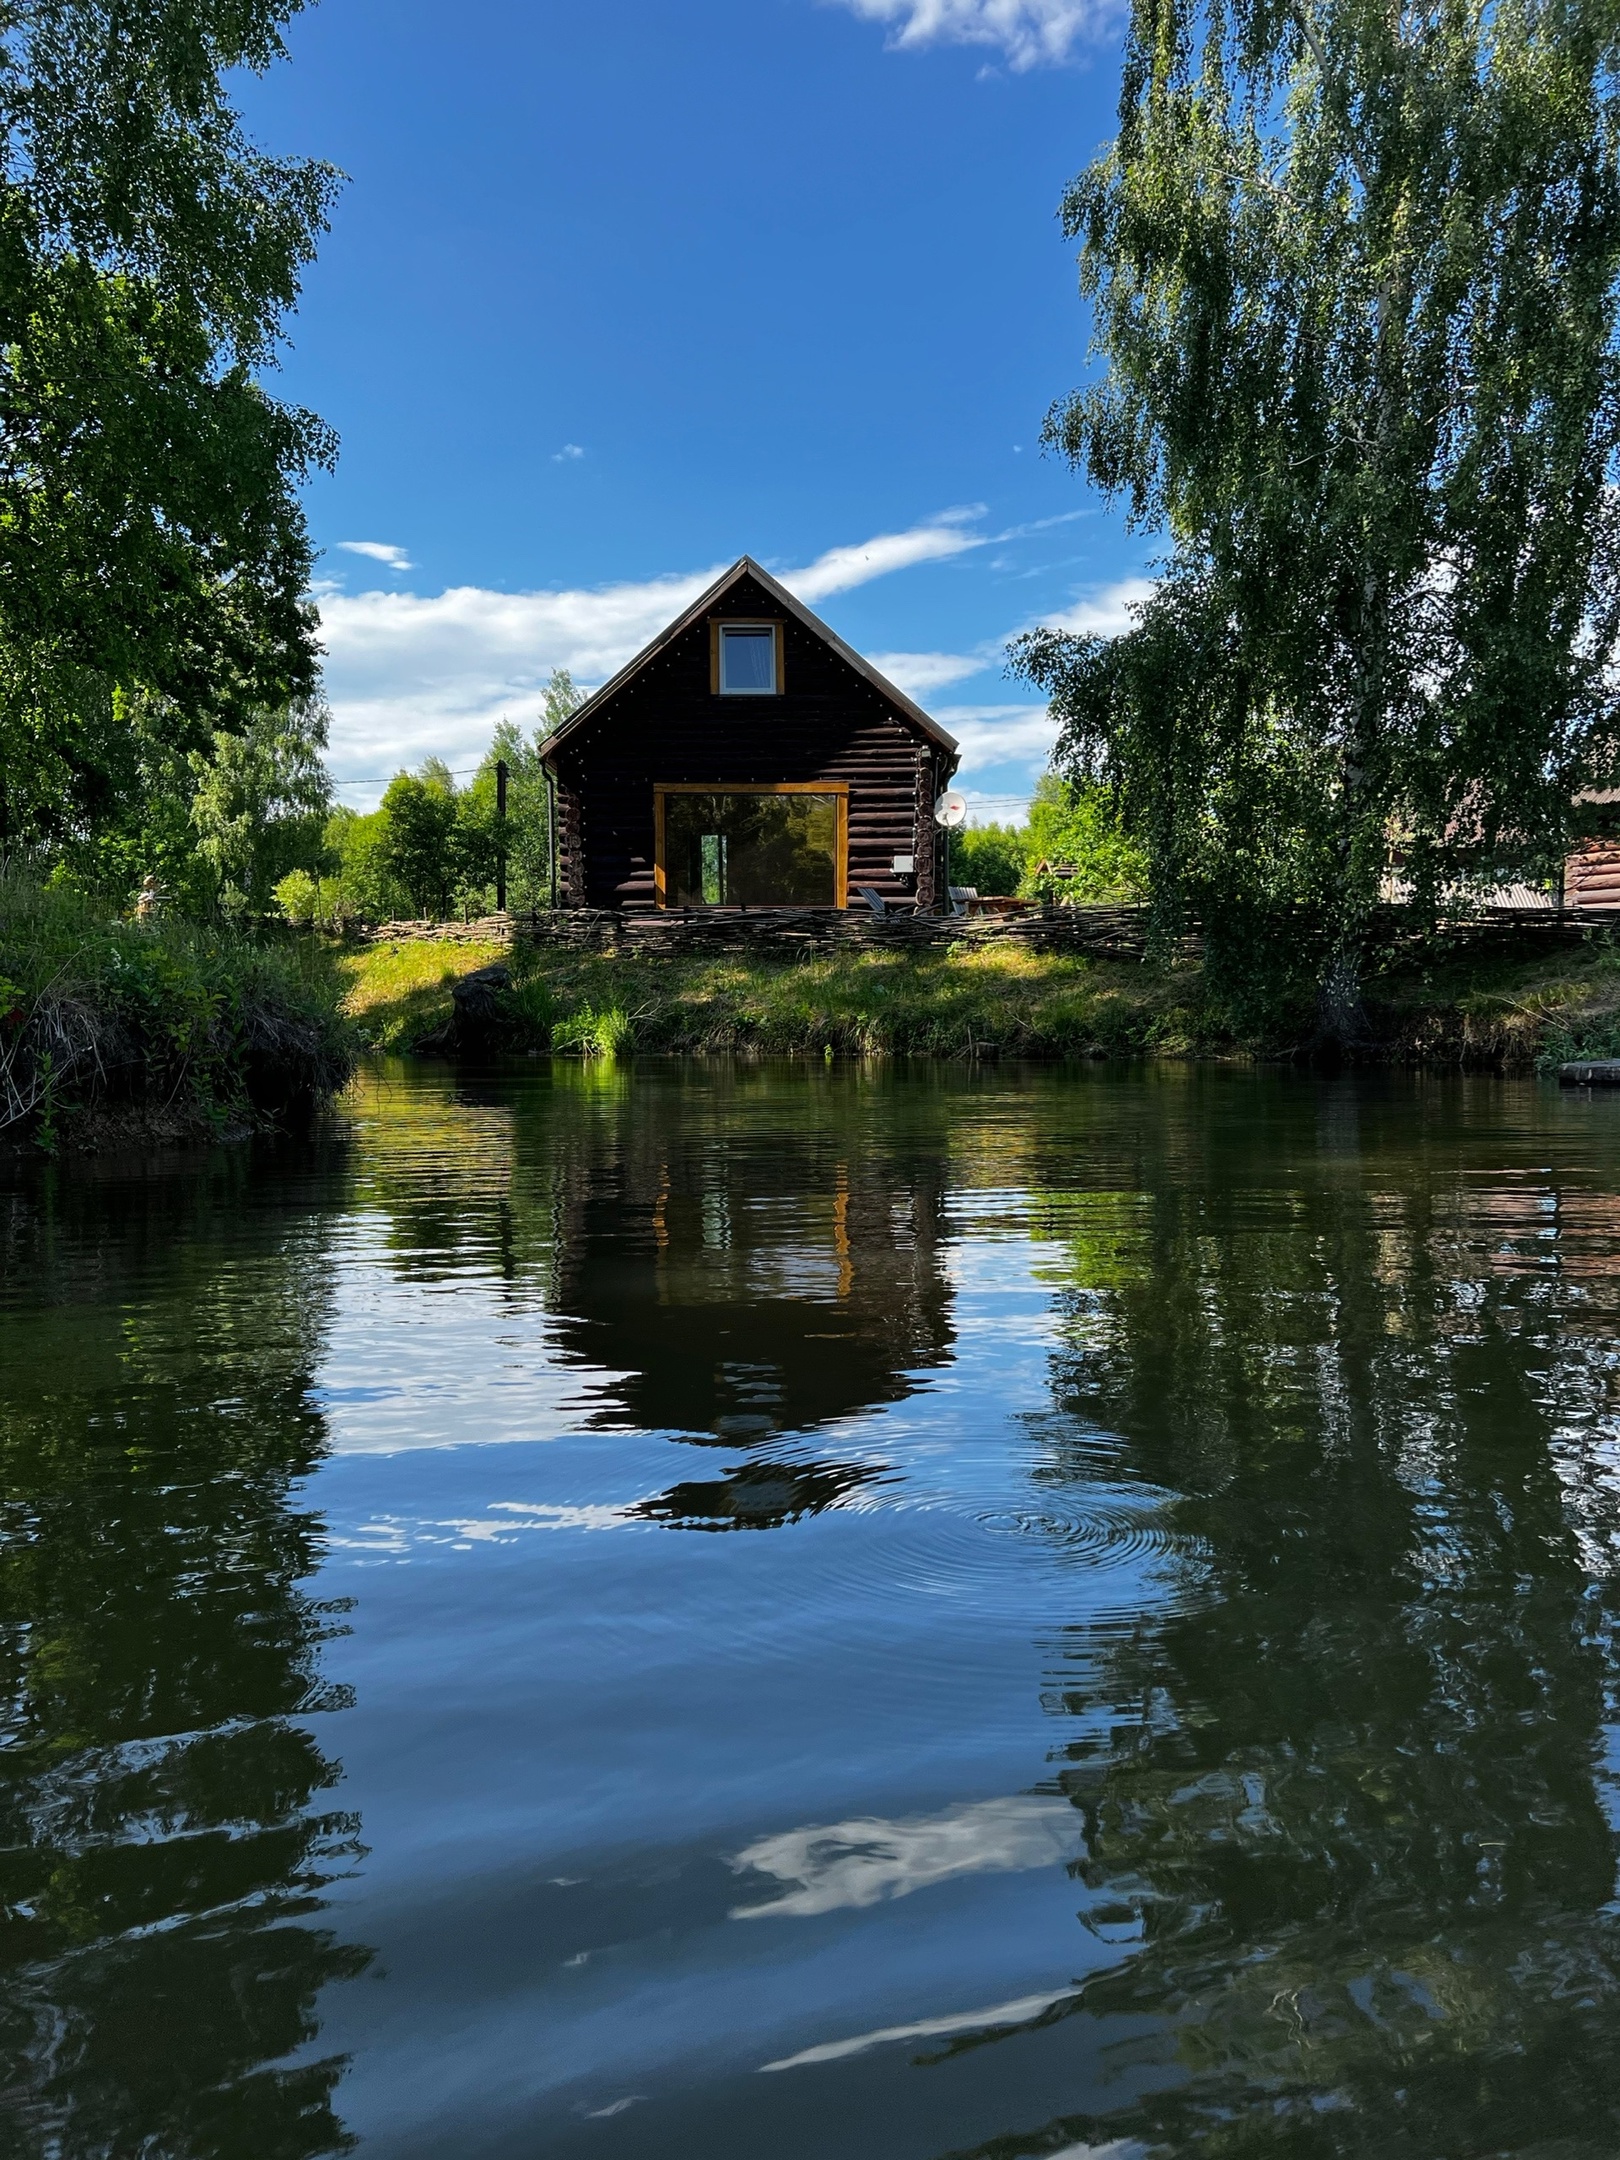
[654,782,848,909]
[710,618,784,697]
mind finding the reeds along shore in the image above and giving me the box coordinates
[1,880,357,1153]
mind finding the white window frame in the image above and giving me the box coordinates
[714,619,782,697]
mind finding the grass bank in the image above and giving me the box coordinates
[1,879,359,1154]
[334,920,1620,1067]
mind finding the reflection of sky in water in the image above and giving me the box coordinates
[300,1164,1189,2146]
[13,1065,1620,2158]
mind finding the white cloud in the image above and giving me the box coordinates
[868,649,989,695]
[785,509,984,601]
[1043,574,1155,638]
[730,1794,1080,1920]
[318,515,993,801]
[553,443,586,462]
[937,700,1059,777]
[830,0,1108,69]
[759,1988,1079,2072]
[337,539,414,571]
[317,530,1149,809]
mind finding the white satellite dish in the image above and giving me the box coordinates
[934,790,967,830]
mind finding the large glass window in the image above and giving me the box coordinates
[718,624,778,695]
[661,790,841,907]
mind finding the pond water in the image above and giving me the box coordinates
[4,1060,1620,2158]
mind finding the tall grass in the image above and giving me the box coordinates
[0,878,357,1147]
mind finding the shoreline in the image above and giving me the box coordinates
[335,922,1620,1074]
[10,915,1620,1159]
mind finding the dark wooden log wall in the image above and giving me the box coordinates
[548,571,952,911]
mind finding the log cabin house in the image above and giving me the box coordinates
[537,557,960,913]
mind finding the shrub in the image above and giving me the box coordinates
[0,876,357,1144]
[274,869,320,925]
[952,823,1027,896]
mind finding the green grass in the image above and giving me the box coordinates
[0,878,358,1150]
[334,934,508,1051]
[331,918,1620,1070]
[336,934,1230,1060]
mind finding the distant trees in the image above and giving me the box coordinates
[379,770,460,917]
[950,822,1025,900]
[190,701,333,919]
[1021,777,1146,903]
[949,780,1145,903]
[275,672,583,928]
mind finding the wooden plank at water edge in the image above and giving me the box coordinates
[1559,1060,1620,1086]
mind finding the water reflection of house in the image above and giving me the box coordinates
[545,1126,954,1447]
[627,1457,890,1532]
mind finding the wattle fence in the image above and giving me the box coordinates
[361,905,1158,960]
[355,899,1620,963]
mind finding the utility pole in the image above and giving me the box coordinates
[495,759,509,912]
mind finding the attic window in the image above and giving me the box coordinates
[716,621,780,696]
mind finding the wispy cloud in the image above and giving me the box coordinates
[553,443,586,462]
[758,1988,1080,2072]
[318,515,993,801]
[1043,574,1155,637]
[829,0,1109,69]
[937,701,1060,780]
[337,539,414,571]
[731,1795,1080,1921]
[784,509,984,601]
[868,649,988,695]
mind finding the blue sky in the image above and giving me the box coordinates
[240,0,1150,813]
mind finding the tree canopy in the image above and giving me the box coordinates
[1015,0,1620,1032]
[0,0,340,854]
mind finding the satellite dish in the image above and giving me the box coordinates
[934,790,967,830]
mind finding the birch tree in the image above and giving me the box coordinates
[1016,0,1620,1035]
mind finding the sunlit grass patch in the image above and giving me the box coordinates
[336,938,506,1051]
[342,921,1620,1070]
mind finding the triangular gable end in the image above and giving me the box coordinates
[538,556,959,764]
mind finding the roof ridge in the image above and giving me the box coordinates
[537,555,959,762]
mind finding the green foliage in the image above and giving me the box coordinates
[462,713,557,913]
[498,974,555,1042]
[0,875,355,1141]
[379,770,459,918]
[1017,0,1620,1028]
[322,806,405,925]
[272,868,320,926]
[16,691,334,921]
[951,822,1026,896]
[540,667,584,739]
[551,1001,633,1058]
[0,0,340,851]
[358,679,580,926]
[1020,776,1147,903]
[189,699,332,918]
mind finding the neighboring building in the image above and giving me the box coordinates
[1566,846,1620,908]
[537,556,960,912]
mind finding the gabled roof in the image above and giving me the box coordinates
[537,555,960,763]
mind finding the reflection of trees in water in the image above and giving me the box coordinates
[0,1151,367,2160]
[955,1094,1620,2157]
